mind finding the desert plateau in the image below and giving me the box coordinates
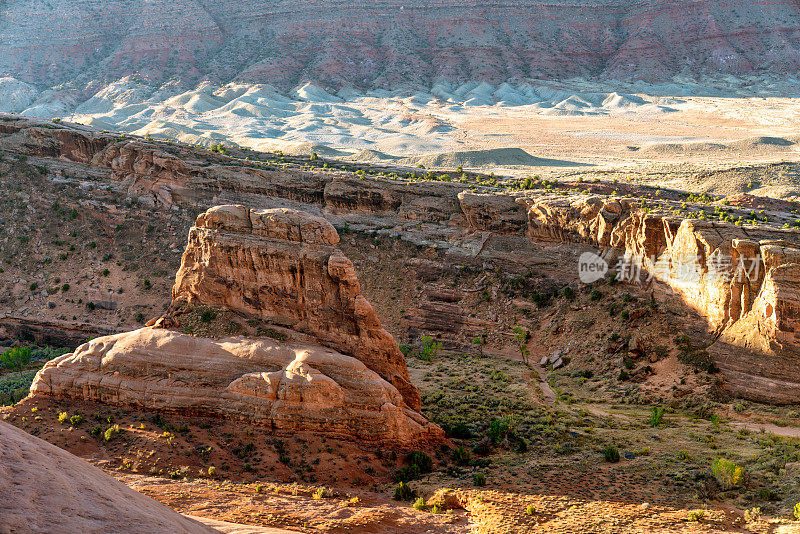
[4,1,800,533]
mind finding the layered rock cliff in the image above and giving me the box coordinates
[523,195,800,403]
[3,0,800,90]
[30,206,440,445]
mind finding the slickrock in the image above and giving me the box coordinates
[30,205,439,444]
[0,420,217,533]
[523,195,800,403]
[172,205,421,410]
[31,328,438,444]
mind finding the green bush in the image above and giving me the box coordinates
[416,336,442,361]
[488,414,517,444]
[794,502,800,521]
[200,309,217,322]
[104,424,121,442]
[473,473,486,486]
[451,447,471,466]
[412,497,425,511]
[70,414,84,426]
[405,451,433,474]
[1,347,31,371]
[0,371,37,405]
[393,481,415,501]
[649,406,665,427]
[711,458,743,490]
[603,445,620,463]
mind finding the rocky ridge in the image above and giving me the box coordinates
[4,0,800,91]
[30,205,439,445]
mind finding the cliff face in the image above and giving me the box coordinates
[524,195,800,404]
[3,0,800,90]
[30,205,439,445]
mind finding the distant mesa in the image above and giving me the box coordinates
[399,148,589,169]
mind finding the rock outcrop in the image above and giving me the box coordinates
[30,206,440,445]
[523,195,800,403]
[172,205,420,410]
[0,420,217,533]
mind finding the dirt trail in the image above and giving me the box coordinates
[728,422,800,437]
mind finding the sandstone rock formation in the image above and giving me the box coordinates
[522,195,800,403]
[172,204,420,410]
[0,420,217,533]
[30,206,439,445]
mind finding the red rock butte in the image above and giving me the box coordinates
[30,205,442,446]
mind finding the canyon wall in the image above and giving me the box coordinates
[524,195,800,404]
[6,119,800,404]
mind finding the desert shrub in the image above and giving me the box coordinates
[687,510,705,522]
[733,402,748,413]
[208,466,217,477]
[431,502,444,514]
[744,507,761,523]
[794,502,800,520]
[200,309,217,322]
[590,289,603,301]
[0,371,37,405]
[451,447,471,466]
[473,473,486,486]
[711,458,743,490]
[70,414,84,426]
[393,464,420,482]
[57,411,69,424]
[405,451,433,474]
[393,481,416,501]
[416,336,442,361]
[649,406,665,427]
[526,504,535,515]
[312,487,325,500]
[653,345,669,359]
[445,422,472,439]
[603,445,620,463]
[104,424,121,442]
[562,286,575,300]
[1,347,31,371]
[487,414,517,444]
[413,497,425,511]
